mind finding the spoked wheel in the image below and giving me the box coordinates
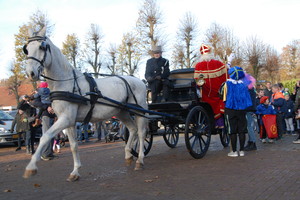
[163,125,180,148]
[124,128,153,158]
[219,127,229,147]
[185,106,212,159]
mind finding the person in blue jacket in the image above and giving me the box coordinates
[223,66,252,157]
[256,96,276,143]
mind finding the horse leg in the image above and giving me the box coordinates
[23,121,63,178]
[65,126,81,182]
[134,116,147,171]
[116,113,137,166]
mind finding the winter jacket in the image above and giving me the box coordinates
[256,104,277,115]
[283,99,294,118]
[11,112,35,132]
[271,92,285,113]
[295,87,300,110]
[34,88,51,104]
[245,88,257,112]
[145,57,170,83]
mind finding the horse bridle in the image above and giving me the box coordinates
[23,36,81,82]
[23,36,51,78]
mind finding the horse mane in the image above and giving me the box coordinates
[47,38,79,74]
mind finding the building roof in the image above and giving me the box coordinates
[0,84,34,108]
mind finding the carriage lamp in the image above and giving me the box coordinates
[197,74,205,86]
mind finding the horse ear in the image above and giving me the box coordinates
[28,28,34,37]
[38,26,47,37]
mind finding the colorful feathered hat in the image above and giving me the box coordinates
[228,66,245,80]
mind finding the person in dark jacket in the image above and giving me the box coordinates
[264,81,273,100]
[293,81,300,143]
[283,93,295,135]
[244,74,258,151]
[17,95,37,154]
[11,109,35,153]
[145,46,170,103]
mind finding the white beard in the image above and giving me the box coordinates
[200,53,214,62]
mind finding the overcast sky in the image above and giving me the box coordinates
[0,0,299,79]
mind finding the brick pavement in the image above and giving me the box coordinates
[0,134,300,200]
[205,133,300,200]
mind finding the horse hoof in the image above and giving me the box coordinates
[134,163,144,171]
[67,174,80,182]
[23,169,37,178]
[125,157,134,166]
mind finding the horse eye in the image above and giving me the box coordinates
[23,45,28,55]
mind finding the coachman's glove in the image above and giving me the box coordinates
[155,75,161,80]
[146,77,154,83]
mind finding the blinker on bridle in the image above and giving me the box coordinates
[23,36,51,73]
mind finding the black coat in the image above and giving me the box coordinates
[145,57,170,83]
[245,88,257,112]
[283,99,294,118]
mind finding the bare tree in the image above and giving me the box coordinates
[11,9,53,95]
[280,40,300,79]
[172,44,185,69]
[136,0,166,55]
[172,12,199,68]
[262,45,280,83]
[243,36,266,80]
[204,22,239,64]
[118,32,142,76]
[83,24,104,78]
[28,9,53,36]
[106,43,118,75]
[62,33,81,70]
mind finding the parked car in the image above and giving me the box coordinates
[0,110,21,145]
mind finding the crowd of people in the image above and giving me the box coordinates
[145,44,300,158]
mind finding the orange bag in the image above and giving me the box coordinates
[262,114,278,139]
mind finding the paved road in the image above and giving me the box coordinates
[0,134,300,200]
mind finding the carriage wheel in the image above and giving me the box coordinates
[184,106,212,159]
[124,128,153,158]
[219,127,229,147]
[163,125,180,148]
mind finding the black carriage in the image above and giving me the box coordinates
[128,68,229,159]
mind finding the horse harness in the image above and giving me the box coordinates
[24,35,141,124]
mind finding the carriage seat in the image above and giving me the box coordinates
[167,68,197,102]
[168,68,195,89]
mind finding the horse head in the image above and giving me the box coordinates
[24,27,51,81]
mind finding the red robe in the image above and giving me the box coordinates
[194,59,227,119]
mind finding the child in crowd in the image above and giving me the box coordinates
[256,89,265,106]
[256,96,276,143]
[270,84,285,139]
[283,93,295,135]
[53,132,62,153]
[33,81,51,119]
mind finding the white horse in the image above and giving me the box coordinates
[23,27,148,181]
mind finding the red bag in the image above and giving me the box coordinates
[262,114,278,139]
